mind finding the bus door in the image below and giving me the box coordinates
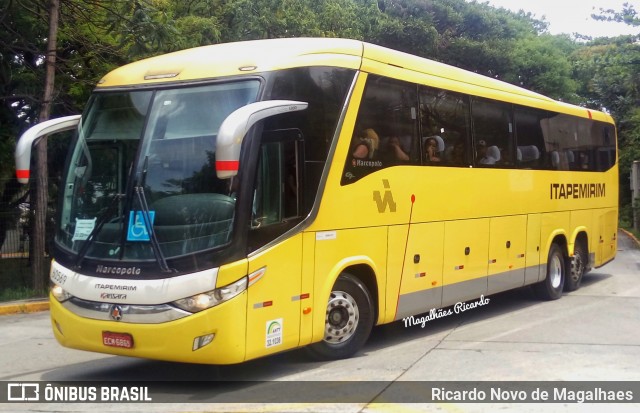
[244,130,305,360]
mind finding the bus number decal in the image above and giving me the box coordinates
[265,318,283,348]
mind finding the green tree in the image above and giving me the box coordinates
[2,0,639,290]
[581,3,640,226]
[593,2,640,27]
[0,0,127,288]
[505,34,579,101]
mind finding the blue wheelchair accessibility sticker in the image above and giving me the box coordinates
[127,210,155,241]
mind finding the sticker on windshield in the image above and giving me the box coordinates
[127,210,155,242]
[265,318,283,348]
[72,218,97,241]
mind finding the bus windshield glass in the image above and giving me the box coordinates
[56,80,260,262]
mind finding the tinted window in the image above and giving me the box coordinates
[419,87,470,166]
[514,107,546,169]
[539,114,612,171]
[540,113,577,170]
[339,73,615,181]
[342,75,418,184]
[472,98,513,167]
[264,66,355,206]
[265,67,355,163]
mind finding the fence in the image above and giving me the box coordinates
[633,161,640,232]
[0,178,53,300]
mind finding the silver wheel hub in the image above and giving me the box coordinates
[549,254,563,289]
[323,290,359,344]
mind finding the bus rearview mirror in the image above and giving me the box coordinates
[215,100,308,179]
[15,115,82,184]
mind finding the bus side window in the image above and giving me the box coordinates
[471,98,513,167]
[514,107,545,169]
[248,129,303,252]
[341,75,419,185]
[541,113,576,171]
[419,86,470,166]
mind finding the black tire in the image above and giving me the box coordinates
[565,239,587,292]
[533,243,565,300]
[306,273,374,360]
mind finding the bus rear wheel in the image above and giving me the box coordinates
[533,243,565,300]
[307,273,374,360]
[565,240,587,292]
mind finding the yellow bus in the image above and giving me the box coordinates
[15,38,618,364]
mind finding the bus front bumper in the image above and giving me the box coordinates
[49,291,248,364]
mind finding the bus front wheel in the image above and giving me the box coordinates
[307,273,374,360]
[533,243,565,300]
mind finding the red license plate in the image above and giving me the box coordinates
[102,331,134,349]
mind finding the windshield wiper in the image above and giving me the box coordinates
[133,184,172,273]
[74,193,124,270]
[74,155,172,274]
[132,155,172,273]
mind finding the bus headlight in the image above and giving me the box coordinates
[172,277,247,313]
[50,282,73,302]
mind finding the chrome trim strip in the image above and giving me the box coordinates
[442,277,487,308]
[395,263,554,321]
[395,287,442,321]
[524,263,542,285]
[487,268,526,295]
[62,297,191,324]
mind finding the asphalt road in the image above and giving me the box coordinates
[1,231,639,412]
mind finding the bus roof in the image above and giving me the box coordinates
[96,37,611,122]
[97,38,364,88]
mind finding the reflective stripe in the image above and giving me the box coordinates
[16,169,30,180]
[291,293,310,301]
[253,301,273,309]
[215,160,240,171]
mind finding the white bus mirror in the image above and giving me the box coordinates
[15,115,81,184]
[215,100,308,179]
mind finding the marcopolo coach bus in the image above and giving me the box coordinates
[15,38,618,364]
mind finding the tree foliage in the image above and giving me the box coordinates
[1,0,640,284]
[593,2,640,27]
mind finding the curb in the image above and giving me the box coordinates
[0,299,49,316]
[620,228,640,248]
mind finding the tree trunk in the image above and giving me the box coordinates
[32,0,60,291]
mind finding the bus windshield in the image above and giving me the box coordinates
[56,80,260,262]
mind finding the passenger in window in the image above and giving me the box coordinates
[450,140,466,165]
[579,153,590,170]
[476,139,489,163]
[424,137,441,162]
[352,128,379,159]
[476,140,499,165]
[387,136,410,161]
[499,148,513,166]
